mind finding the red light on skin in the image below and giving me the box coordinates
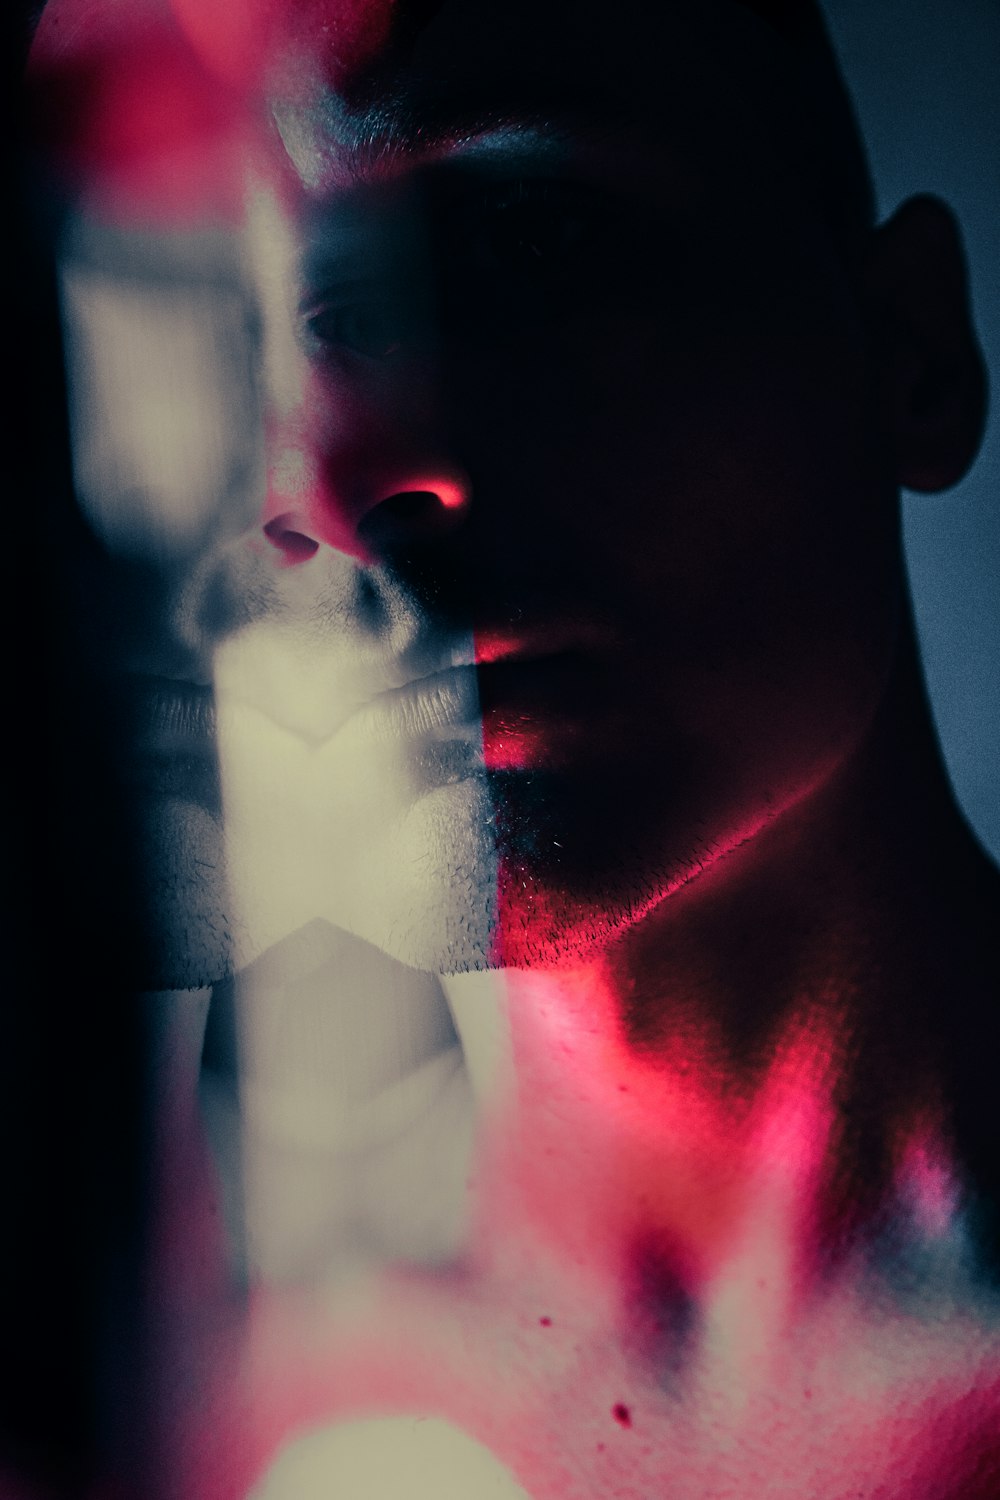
[436,480,467,510]
[473,633,525,666]
[474,628,561,771]
[473,916,855,1313]
[481,711,552,772]
[29,6,267,224]
[169,0,397,95]
[169,0,287,93]
[468,957,745,1288]
[474,641,602,775]
[893,1109,961,1242]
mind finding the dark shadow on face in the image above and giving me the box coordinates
[254,0,903,968]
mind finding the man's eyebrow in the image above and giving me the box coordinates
[276,94,633,191]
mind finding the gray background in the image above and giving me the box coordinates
[823,0,999,857]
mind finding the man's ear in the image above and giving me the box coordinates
[863,194,987,493]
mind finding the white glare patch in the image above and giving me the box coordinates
[249,1418,530,1499]
[58,261,260,558]
[225,923,477,1281]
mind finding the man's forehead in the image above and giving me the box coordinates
[272,0,791,194]
[31,0,864,227]
[297,0,803,95]
[29,0,869,246]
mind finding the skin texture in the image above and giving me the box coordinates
[27,0,1000,1495]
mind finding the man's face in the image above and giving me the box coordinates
[56,0,903,980]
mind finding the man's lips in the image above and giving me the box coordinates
[109,675,220,804]
[346,648,596,746]
[209,644,597,754]
[124,616,611,756]
[349,662,481,743]
[119,675,217,758]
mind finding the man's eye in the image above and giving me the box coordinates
[304,301,406,358]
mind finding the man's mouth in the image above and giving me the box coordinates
[150,609,614,765]
[123,676,217,755]
[115,675,220,802]
[350,662,482,743]
[347,647,594,748]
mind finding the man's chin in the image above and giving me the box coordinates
[213,773,499,976]
[123,772,691,986]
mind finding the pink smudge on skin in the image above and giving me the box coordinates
[898,1114,960,1240]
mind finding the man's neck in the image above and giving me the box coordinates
[487,637,999,1294]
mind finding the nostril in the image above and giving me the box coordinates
[261,470,470,562]
[357,488,467,551]
[385,491,443,522]
[263,518,320,564]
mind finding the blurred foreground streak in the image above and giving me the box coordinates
[16,0,1000,1496]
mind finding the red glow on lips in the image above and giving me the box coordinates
[473,632,597,775]
[473,632,525,666]
[476,644,545,772]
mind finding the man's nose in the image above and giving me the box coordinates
[261,380,471,566]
